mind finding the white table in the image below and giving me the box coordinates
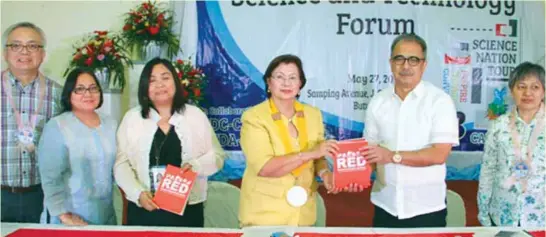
[1,222,242,236]
[244,226,544,237]
[3,223,544,237]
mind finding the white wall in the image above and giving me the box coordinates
[1,1,146,117]
[1,1,142,82]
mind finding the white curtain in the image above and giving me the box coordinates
[520,1,546,67]
[171,0,198,62]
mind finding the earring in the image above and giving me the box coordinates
[267,89,270,93]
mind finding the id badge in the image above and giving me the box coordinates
[513,162,529,180]
[18,126,35,151]
[149,165,166,194]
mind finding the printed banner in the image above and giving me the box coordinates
[177,1,545,180]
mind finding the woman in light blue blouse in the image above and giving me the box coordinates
[478,62,545,227]
[38,68,117,225]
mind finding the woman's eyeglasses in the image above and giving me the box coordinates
[73,86,100,95]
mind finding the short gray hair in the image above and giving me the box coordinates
[508,62,545,91]
[390,33,427,59]
[2,22,47,48]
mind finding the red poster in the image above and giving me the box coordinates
[332,139,372,189]
[153,165,197,216]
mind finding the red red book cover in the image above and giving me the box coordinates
[333,139,372,189]
[153,165,197,216]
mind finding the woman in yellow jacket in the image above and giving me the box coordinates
[239,54,339,227]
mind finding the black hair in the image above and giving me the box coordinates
[61,68,103,112]
[138,57,187,118]
[263,54,307,98]
[390,33,427,59]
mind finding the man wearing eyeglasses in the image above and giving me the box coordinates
[357,34,459,227]
[1,22,62,223]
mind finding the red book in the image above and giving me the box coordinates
[153,165,197,216]
[332,139,372,189]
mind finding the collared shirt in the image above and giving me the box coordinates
[1,71,62,187]
[114,105,225,206]
[38,112,117,225]
[478,111,545,227]
[364,81,459,219]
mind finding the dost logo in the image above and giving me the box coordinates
[495,19,517,37]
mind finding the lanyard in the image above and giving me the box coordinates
[1,70,46,130]
[269,99,309,176]
[508,103,545,191]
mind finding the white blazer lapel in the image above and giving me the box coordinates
[170,112,190,165]
[139,112,159,179]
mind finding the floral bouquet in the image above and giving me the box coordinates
[173,59,206,105]
[64,30,132,90]
[122,0,180,58]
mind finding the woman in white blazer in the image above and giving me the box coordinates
[114,58,223,227]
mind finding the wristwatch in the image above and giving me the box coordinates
[392,151,402,163]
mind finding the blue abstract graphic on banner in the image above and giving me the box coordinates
[188,1,539,181]
[196,1,364,181]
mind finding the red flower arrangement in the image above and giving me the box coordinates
[122,1,180,58]
[173,59,206,104]
[64,30,132,90]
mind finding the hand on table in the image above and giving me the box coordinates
[59,212,87,226]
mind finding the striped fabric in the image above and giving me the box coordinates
[1,71,62,187]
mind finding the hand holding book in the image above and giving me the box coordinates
[138,191,159,211]
[153,165,197,216]
[332,139,373,190]
[360,143,395,165]
[310,140,339,159]
[180,163,192,172]
[320,170,341,194]
[343,183,366,192]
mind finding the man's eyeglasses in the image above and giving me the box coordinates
[73,86,101,95]
[5,43,44,53]
[391,55,425,66]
